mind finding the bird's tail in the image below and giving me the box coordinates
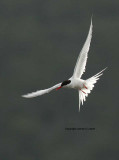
[78,67,107,111]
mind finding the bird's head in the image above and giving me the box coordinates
[56,80,71,90]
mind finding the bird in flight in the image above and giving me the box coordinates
[22,19,106,111]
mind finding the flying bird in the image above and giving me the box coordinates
[22,19,106,111]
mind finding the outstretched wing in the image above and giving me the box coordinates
[73,19,93,79]
[22,83,61,98]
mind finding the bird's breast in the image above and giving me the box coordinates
[68,78,84,90]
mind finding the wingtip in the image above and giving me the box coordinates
[102,67,108,72]
[89,16,93,33]
[91,16,93,27]
[91,14,93,20]
[21,94,30,98]
[21,95,26,98]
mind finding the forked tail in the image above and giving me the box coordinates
[78,67,107,111]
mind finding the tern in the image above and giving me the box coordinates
[22,19,106,111]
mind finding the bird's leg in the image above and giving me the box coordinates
[79,84,87,94]
[83,84,88,89]
[79,89,86,94]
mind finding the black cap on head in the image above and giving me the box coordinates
[61,80,71,87]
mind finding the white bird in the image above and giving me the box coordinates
[22,19,107,111]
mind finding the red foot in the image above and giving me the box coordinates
[83,84,88,89]
[80,89,86,94]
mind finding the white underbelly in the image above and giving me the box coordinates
[70,79,84,90]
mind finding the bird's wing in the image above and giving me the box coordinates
[73,19,93,79]
[22,83,61,98]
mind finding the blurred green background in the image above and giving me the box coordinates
[0,0,119,159]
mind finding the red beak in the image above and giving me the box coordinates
[56,86,62,91]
